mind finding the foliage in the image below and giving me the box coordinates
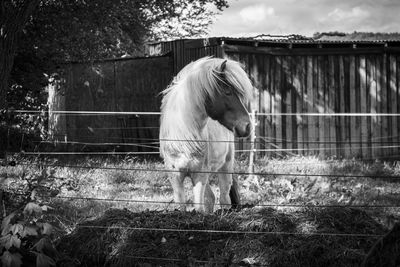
[145,0,228,41]
[3,165,77,211]
[0,202,57,267]
[0,163,77,266]
[1,0,229,142]
[20,0,229,62]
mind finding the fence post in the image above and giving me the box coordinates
[0,108,12,219]
[245,110,259,190]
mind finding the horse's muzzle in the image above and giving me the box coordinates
[234,122,251,138]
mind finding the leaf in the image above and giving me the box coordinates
[0,234,11,250]
[41,223,53,235]
[33,237,52,252]
[41,205,53,212]
[10,224,23,235]
[1,234,21,250]
[23,203,42,216]
[32,237,59,259]
[1,224,12,236]
[36,252,56,267]
[1,251,22,267]
[21,225,38,238]
[10,235,21,249]
[1,213,16,230]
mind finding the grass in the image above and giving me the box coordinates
[1,155,400,266]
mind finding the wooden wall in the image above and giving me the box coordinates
[50,39,400,159]
[148,39,400,159]
[148,39,223,74]
[48,55,173,152]
[225,50,400,159]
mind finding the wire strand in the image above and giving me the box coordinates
[76,224,383,238]
[15,162,400,179]
[10,109,400,117]
[51,195,400,209]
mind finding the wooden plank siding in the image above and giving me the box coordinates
[49,55,173,152]
[51,39,400,159]
[222,50,400,160]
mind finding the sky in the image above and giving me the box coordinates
[208,0,400,37]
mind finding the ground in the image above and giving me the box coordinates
[1,156,400,266]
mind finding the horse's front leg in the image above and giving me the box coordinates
[219,158,241,210]
[191,173,215,213]
[218,170,233,210]
[169,172,186,211]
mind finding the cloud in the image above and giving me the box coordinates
[208,0,400,38]
[315,6,372,33]
[326,7,370,22]
[239,4,275,25]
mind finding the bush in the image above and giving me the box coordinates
[0,202,58,267]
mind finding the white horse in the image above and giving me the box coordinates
[160,57,253,213]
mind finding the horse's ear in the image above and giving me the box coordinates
[220,59,227,72]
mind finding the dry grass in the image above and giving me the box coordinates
[1,155,400,266]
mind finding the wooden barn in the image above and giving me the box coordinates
[49,37,400,160]
[48,55,172,153]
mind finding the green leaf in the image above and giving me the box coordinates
[36,253,56,267]
[23,203,42,216]
[1,251,22,267]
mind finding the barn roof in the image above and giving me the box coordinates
[148,35,400,50]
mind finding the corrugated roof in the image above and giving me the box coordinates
[219,35,400,44]
[146,36,400,52]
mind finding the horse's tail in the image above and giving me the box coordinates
[229,175,241,210]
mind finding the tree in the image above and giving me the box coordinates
[0,0,229,109]
[0,0,41,110]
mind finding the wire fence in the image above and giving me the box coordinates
[14,161,400,179]
[1,108,398,265]
[43,194,400,209]
[6,109,400,161]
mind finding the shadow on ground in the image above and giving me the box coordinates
[57,207,394,267]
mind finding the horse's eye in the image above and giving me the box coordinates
[224,89,233,96]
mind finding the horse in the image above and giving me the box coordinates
[159,56,253,213]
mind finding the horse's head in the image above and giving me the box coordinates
[205,59,252,138]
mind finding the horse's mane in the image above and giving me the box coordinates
[159,57,253,161]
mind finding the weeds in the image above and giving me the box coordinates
[1,155,399,266]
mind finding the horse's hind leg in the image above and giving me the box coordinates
[169,172,186,211]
